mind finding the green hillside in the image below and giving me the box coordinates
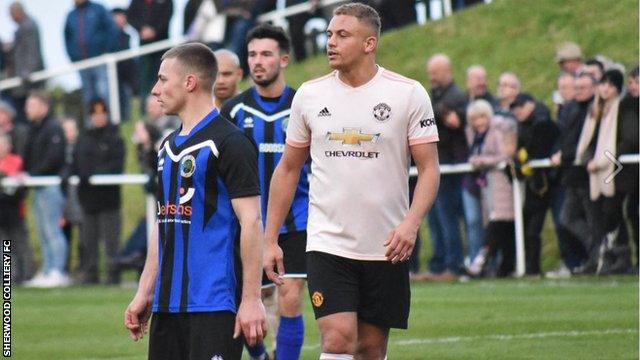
[283,0,639,102]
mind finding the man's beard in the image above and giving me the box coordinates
[251,70,279,87]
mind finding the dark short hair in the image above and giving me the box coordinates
[246,23,291,54]
[89,98,108,115]
[585,59,604,72]
[333,2,381,38]
[111,7,126,15]
[630,65,639,79]
[510,93,535,109]
[576,71,597,84]
[28,90,52,107]
[162,42,218,90]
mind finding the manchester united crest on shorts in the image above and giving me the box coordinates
[373,103,391,122]
[312,291,324,307]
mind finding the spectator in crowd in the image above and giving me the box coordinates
[551,72,597,274]
[577,69,632,274]
[617,66,638,269]
[60,117,84,274]
[73,99,125,284]
[112,8,140,123]
[183,0,205,34]
[0,100,28,157]
[495,72,521,116]
[555,41,583,75]
[221,0,271,73]
[5,2,44,125]
[185,0,227,50]
[510,93,560,276]
[113,94,176,273]
[464,100,518,277]
[422,53,467,280]
[127,0,173,101]
[369,0,417,31]
[0,131,34,284]
[286,0,320,62]
[582,59,604,82]
[64,0,118,121]
[23,91,69,288]
[213,49,243,108]
[554,72,575,124]
[466,64,497,106]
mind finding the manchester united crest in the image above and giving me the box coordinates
[311,291,324,307]
[373,103,391,122]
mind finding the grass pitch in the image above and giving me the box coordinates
[11,276,638,359]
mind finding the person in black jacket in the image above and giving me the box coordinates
[551,73,597,274]
[73,98,125,284]
[127,0,173,101]
[511,93,562,276]
[421,53,468,280]
[616,66,639,270]
[23,91,70,287]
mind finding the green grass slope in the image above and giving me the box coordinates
[284,0,638,103]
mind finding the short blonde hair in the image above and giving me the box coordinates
[467,99,494,120]
[333,3,381,38]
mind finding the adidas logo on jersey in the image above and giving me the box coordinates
[318,107,331,117]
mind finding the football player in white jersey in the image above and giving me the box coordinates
[263,3,440,360]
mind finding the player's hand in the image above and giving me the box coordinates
[124,293,152,341]
[263,242,285,286]
[233,297,267,346]
[384,219,419,264]
[550,151,562,167]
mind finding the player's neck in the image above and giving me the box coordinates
[179,94,215,135]
[338,61,378,88]
[255,79,286,98]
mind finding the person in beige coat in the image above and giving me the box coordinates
[464,100,518,277]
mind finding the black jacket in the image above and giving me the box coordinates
[558,97,593,188]
[616,93,639,194]
[516,101,559,195]
[73,124,125,214]
[23,114,65,176]
[431,82,469,164]
[128,0,173,44]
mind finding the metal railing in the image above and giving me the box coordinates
[3,154,637,278]
[0,0,470,123]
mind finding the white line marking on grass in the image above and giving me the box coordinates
[302,328,637,350]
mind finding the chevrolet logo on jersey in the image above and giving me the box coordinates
[325,128,380,146]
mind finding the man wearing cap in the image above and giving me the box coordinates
[510,93,562,276]
[555,42,584,75]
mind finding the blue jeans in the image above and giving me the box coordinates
[462,188,485,261]
[79,65,109,121]
[33,186,68,274]
[427,174,464,274]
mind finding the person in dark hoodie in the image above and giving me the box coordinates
[615,66,638,271]
[510,93,561,276]
[23,91,69,288]
[73,98,125,284]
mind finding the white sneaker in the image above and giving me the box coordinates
[545,264,572,279]
[23,272,48,288]
[36,270,71,288]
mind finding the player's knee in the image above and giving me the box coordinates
[279,289,302,315]
[355,343,386,360]
[321,327,356,354]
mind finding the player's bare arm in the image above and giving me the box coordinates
[263,144,310,284]
[124,227,159,341]
[231,195,268,346]
[384,143,440,263]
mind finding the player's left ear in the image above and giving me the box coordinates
[364,36,377,54]
[280,53,290,69]
[185,74,198,92]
